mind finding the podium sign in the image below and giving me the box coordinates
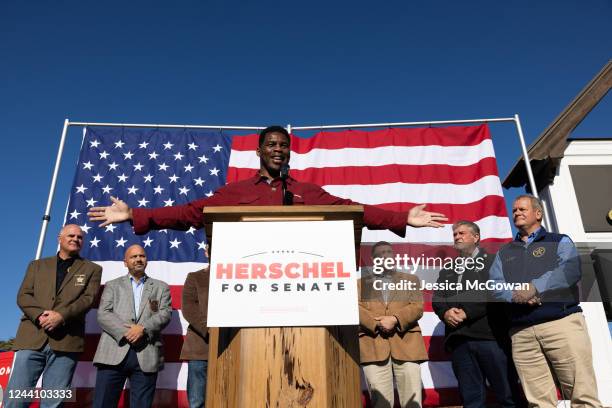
[207,219,358,327]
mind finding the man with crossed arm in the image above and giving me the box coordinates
[6,224,102,408]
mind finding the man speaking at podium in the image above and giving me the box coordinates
[88,126,447,234]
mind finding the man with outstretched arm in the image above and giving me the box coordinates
[88,126,447,235]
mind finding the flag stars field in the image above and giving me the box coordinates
[89,237,100,248]
[115,237,127,247]
[68,127,230,264]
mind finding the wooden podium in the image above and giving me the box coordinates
[202,206,364,407]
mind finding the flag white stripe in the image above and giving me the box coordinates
[228,139,496,169]
[419,312,445,337]
[421,361,458,389]
[363,215,512,243]
[321,175,503,205]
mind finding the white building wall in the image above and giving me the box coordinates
[542,139,612,405]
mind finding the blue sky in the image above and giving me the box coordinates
[0,0,610,339]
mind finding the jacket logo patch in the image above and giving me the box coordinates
[532,247,546,257]
[75,274,86,286]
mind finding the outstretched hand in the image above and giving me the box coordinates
[88,196,132,227]
[407,204,448,228]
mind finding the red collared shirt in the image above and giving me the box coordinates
[132,173,407,237]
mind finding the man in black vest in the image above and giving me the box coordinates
[432,221,523,408]
[489,195,601,407]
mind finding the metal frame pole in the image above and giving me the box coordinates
[68,122,264,130]
[36,118,70,259]
[513,114,538,197]
[292,117,515,130]
[513,114,551,228]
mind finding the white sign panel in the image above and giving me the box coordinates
[207,220,358,327]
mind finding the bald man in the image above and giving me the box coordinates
[6,224,102,408]
[93,244,171,408]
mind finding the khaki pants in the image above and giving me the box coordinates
[362,359,422,408]
[510,313,602,408]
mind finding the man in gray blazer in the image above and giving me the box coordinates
[92,244,171,408]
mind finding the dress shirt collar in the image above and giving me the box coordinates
[514,226,544,244]
[56,252,81,263]
[252,171,296,185]
[129,274,147,285]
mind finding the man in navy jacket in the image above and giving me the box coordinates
[489,195,601,407]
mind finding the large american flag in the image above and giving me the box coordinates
[63,124,511,406]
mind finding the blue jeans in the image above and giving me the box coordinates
[93,348,158,408]
[4,343,79,408]
[451,339,524,408]
[187,360,208,408]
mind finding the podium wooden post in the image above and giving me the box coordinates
[202,206,364,407]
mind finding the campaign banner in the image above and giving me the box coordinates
[207,220,358,327]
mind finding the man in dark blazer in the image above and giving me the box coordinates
[6,224,102,408]
[359,241,427,408]
[179,266,210,408]
[92,244,172,408]
[432,220,524,408]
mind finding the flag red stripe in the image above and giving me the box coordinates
[54,388,190,408]
[228,157,500,186]
[375,196,507,223]
[230,125,490,152]
[64,388,462,407]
